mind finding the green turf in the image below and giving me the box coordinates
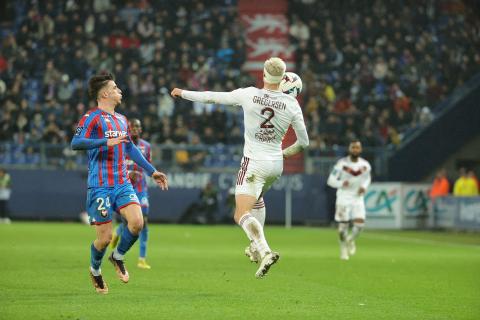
[0,223,479,320]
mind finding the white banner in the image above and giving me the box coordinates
[365,182,431,229]
[401,184,431,217]
[365,183,401,217]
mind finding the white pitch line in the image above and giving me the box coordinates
[363,232,480,250]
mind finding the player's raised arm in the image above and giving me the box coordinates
[282,108,310,159]
[125,139,168,190]
[71,115,127,150]
[171,88,243,106]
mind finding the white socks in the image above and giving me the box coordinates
[90,266,102,276]
[251,198,266,226]
[350,222,364,241]
[249,198,266,255]
[238,213,271,257]
[113,249,124,261]
[338,222,349,243]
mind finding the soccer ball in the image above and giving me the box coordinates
[279,72,303,97]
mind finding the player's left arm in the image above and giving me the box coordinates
[171,88,244,106]
[283,108,310,158]
[126,140,168,190]
[358,163,372,195]
[71,114,126,150]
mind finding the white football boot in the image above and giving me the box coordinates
[244,243,260,263]
[255,251,280,279]
[340,242,349,260]
[347,238,356,256]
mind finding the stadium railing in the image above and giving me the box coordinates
[0,142,390,177]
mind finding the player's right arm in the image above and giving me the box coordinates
[171,88,244,106]
[327,162,346,189]
[71,114,126,150]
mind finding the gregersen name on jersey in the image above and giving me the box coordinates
[252,95,286,111]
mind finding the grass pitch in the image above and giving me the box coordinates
[0,223,479,319]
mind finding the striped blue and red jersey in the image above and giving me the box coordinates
[74,108,131,188]
[127,139,151,193]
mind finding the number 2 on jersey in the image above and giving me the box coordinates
[260,107,275,129]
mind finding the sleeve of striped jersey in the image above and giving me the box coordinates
[327,162,344,189]
[71,115,107,150]
[126,140,156,176]
[181,89,244,106]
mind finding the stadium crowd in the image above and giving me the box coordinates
[289,0,480,151]
[0,0,251,156]
[0,0,479,166]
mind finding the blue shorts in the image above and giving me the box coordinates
[137,191,149,216]
[86,184,140,225]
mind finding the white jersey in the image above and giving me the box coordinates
[327,156,372,204]
[181,87,309,160]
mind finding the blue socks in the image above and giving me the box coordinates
[114,225,139,259]
[139,225,148,258]
[90,243,106,271]
[116,223,124,238]
[116,222,148,259]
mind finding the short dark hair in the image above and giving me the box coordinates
[350,139,361,145]
[88,73,114,101]
[129,118,141,125]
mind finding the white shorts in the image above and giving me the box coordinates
[235,157,283,199]
[334,201,366,222]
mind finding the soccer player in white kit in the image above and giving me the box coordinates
[327,140,371,260]
[171,57,309,278]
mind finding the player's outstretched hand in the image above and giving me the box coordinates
[107,136,128,147]
[171,88,183,98]
[152,171,169,190]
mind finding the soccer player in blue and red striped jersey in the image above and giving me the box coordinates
[111,118,154,269]
[71,73,168,294]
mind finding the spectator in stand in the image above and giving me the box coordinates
[467,170,480,194]
[0,0,249,161]
[0,168,12,224]
[453,168,479,197]
[429,169,450,199]
[290,0,480,150]
[0,0,479,169]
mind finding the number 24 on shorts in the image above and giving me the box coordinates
[96,197,111,217]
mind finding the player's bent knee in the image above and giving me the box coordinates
[234,208,250,224]
[338,222,349,232]
[129,221,143,234]
[233,211,242,224]
[128,217,144,234]
[98,234,112,248]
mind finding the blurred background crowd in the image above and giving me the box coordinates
[0,0,479,163]
[289,0,479,150]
